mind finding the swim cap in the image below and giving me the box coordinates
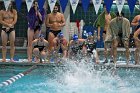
[73,34,78,41]
[39,34,44,38]
[88,32,92,36]
[57,32,64,38]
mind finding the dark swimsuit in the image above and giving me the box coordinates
[71,46,80,54]
[71,42,84,54]
[85,42,96,54]
[34,41,46,52]
[50,30,61,37]
[103,31,106,34]
[2,28,15,34]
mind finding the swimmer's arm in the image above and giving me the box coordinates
[97,24,101,41]
[44,41,49,52]
[131,16,139,26]
[0,10,10,27]
[68,41,73,49]
[67,41,73,53]
[53,39,58,50]
[60,14,65,27]
[97,26,101,35]
[133,32,140,41]
[46,14,53,27]
[32,39,38,47]
[79,39,86,42]
[11,10,17,27]
[61,40,68,50]
[37,10,42,21]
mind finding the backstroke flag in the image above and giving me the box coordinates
[25,0,34,12]
[38,0,46,11]
[81,0,90,13]
[59,0,68,13]
[104,0,113,13]
[48,0,57,12]
[3,0,11,11]
[92,0,102,14]
[70,0,79,14]
[127,0,137,14]
[15,0,22,12]
[116,0,125,13]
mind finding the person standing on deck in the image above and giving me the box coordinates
[46,3,65,53]
[0,1,17,62]
[105,12,130,64]
[94,4,116,63]
[27,0,45,62]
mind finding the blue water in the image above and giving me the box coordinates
[0,66,29,83]
[0,62,140,93]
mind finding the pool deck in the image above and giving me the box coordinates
[0,61,140,68]
[0,47,138,68]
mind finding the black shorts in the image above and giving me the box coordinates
[103,31,106,34]
[118,33,122,39]
[50,30,61,37]
[2,28,15,34]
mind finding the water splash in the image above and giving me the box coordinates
[2,57,137,93]
[45,59,129,93]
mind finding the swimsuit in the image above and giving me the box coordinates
[50,30,61,37]
[86,42,96,54]
[2,28,15,34]
[71,46,80,54]
[34,41,46,52]
[71,42,84,54]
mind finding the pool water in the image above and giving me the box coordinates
[0,66,29,83]
[0,62,140,93]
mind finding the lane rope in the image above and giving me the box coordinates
[0,65,37,87]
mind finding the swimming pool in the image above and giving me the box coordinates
[0,62,140,93]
